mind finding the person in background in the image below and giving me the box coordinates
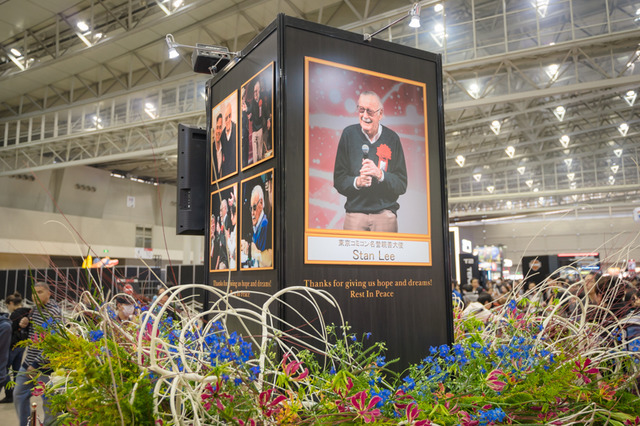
[452,281,463,304]
[14,282,62,426]
[0,311,11,399]
[114,296,136,322]
[463,278,483,305]
[462,291,494,324]
[0,293,30,403]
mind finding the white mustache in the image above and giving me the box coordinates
[361,117,373,124]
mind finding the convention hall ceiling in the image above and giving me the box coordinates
[0,0,638,223]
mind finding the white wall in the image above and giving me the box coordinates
[0,166,204,268]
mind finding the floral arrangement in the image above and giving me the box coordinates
[26,275,640,425]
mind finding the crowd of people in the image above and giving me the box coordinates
[0,283,189,426]
[454,272,640,343]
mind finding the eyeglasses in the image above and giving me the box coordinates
[251,199,262,212]
[357,106,381,116]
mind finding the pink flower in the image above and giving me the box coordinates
[486,369,508,392]
[350,391,382,423]
[31,381,46,397]
[281,352,309,382]
[234,418,256,426]
[406,402,431,426]
[458,410,480,426]
[200,380,233,412]
[624,416,640,426]
[394,389,415,412]
[572,358,599,384]
[258,389,287,417]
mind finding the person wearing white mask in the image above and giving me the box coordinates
[115,296,136,322]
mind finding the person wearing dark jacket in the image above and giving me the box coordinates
[333,91,407,232]
[0,292,30,403]
[0,313,11,387]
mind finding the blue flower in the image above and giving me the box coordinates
[453,344,464,356]
[350,334,357,342]
[376,356,386,367]
[89,330,104,342]
[329,366,336,375]
[370,388,391,407]
[365,332,372,340]
[401,377,416,391]
[438,344,449,357]
[234,377,243,386]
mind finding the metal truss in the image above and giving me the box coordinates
[0,0,639,218]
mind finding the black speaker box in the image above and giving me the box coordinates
[177,124,207,235]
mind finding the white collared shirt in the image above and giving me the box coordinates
[361,123,382,144]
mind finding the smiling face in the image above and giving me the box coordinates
[215,115,223,143]
[224,103,232,134]
[357,93,383,139]
[251,191,263,227]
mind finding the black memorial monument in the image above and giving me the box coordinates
[202,15,453,368]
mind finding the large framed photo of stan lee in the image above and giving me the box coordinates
[304,57,431,266]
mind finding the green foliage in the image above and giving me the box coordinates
[25,287,640,425]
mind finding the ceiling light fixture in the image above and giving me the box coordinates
[614,148,623,157]
[173,0,184,7]
[525,179,533,188]
[618,122,629,136]
[434,4,444,12]
[165,34,240,74]
[409,3,422,28]
[10,48,22,57]
[567,172,575,181]
[77,21,89,32]
[430,22,447,47]
[469,83,480,99]
[490,120,501,135]
[570,182,577,189]
[517,166,526,175]
[611,165,619,174]
[486,186,495,193]
[624,90,637,106]
[364,3,421,41]
[553,105,565,121]
[546,63,560,81]
[564,158,573,168]
[534,0,550,18]
[608,175,615,184]
[144,103,157,119]
[559,134,570,148]
[505,146,515,158]
[455,155,465,167]
[473,173,482,182]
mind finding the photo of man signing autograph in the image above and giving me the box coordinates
[333,90,407,232]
